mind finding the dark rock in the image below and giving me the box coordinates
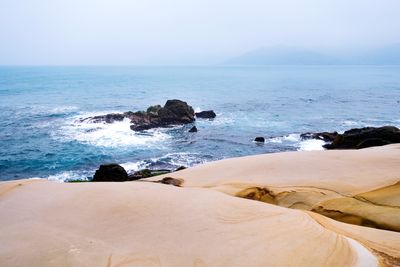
[195,110,216,119]
[356,138,391,149]
[80,99,196,132]
[254,137,265,143]
[158,177,183,187]
[175,166,187,171]
[128,169,171,180]
[323,126,400,149]
[84,113,125,124]
[300,131,338,142]
[146,105,162,115]
[188,126,198,132]
[92,164,128,182]
[158,99,195,124]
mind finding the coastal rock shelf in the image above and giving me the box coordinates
[301,126,400,149]
[2,145,400,266]
[79,99,216,131]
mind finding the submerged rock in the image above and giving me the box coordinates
[92,164,128,182]
[323,126,400,149]
[300,131,338,142]
[195,110,216,119]
[254,137,265,143]
[175,166,187,171]
[188,126,198,132]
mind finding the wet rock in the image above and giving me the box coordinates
[158,99,195,124]
[175,166,187,171]
[80,99,198,131]
[254,137,265,143]
[300,131,338,142]
[195,110,216,119]
[146,105,162,115]
[128,169,171,180]
[356,138,391,149]
[323,126,400,149]
[92,164,128,182]
[83,113,125,124]
[188,126,198,132]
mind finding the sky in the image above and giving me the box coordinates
[0,0,400,65]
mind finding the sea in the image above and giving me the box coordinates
[1,65,399,181]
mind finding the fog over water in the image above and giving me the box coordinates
[1,0,400,65]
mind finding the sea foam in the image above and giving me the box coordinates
[55,114,171,149]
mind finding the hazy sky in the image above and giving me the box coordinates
[1,0,400,65]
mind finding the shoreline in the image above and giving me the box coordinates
[1,145,400,266]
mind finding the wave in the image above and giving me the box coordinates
[298,139,326,151]
[54,113,171,149]
[28,170,91,182]
[121,152,213,174]
[266,133,326,151]
[268,133,300,143]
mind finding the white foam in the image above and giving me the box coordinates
[151,152,208,167]
[268,134,300,144]
[49,106,79,114]
[46,171,89,182]
[194,107,202,113]
[120,160,149,173]
[298,139,326,151]
[342,120,359,127]
[55,115,171,149]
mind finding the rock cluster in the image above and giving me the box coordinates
[302,126,400,149]
[80,100,216,132]
[91,164,186,182]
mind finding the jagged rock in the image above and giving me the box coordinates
[324,126,400,149]
[356,138,391,149]
[301,131,338,142]
[254,137,265,143]
[128,169,171,180]
[195,110,216,119]
[188,126,198,132]
[82,113,125,124]
[146,105,162,115]
[175,166,187,171]
[158,100,195,124]
[92,164,128,182]
[80,99,198,132]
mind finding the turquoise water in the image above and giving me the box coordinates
[0,65,399,181]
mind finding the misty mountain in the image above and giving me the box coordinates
[226,45,400,65]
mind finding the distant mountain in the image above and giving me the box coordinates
[226,45,400,65]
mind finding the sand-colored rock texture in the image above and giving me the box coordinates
[1,145,400,266]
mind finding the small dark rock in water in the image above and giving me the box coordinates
[188,126,198,132]
[92,164,128,182]
[254,137,265,143]
[300,131,338,142]
[323,126,400,149]
[82,113,125,124]
[195,110,216,119]
[158,177,183,187]
[175,166,187,171]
